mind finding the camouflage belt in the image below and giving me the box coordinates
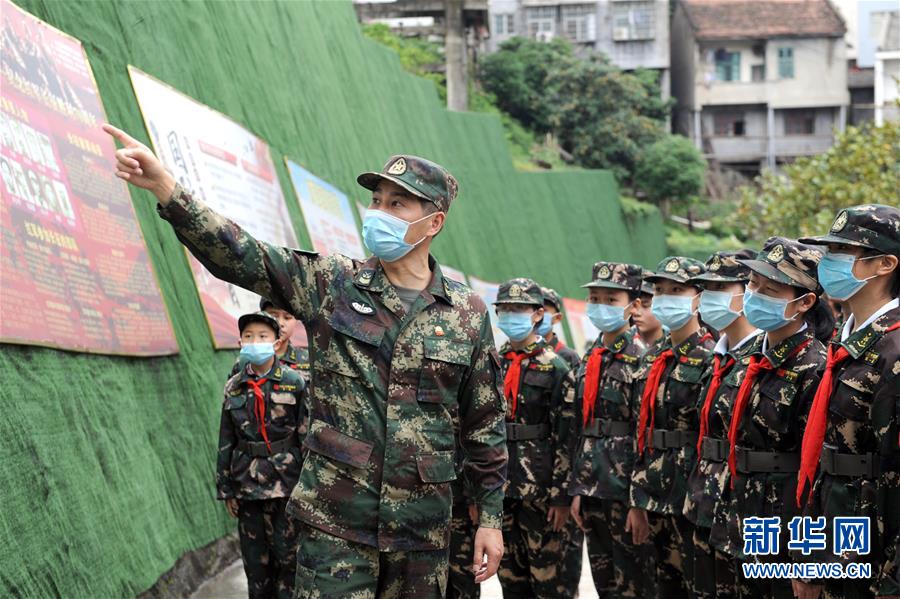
[700,437,728,462]
[583,418,631,438]
[650,428,697,449]
[505,423,550,442]
[820,447,881,478]
[237,433,298,457]
[734,448,799,473]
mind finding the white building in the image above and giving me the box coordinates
[670,0,850,174]
[872,10,900,125]
[487,1,670,96]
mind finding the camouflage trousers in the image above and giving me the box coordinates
[647,511,695,599]
[498,498,570,598]
[293,521,448,599]
[580,496,645,598]
[447,502,480,599]
[692,525,740,599]
[823,579,877,599]
[559,515,583,597]
[237,497,298,599]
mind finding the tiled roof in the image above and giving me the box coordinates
[682,0,846,40]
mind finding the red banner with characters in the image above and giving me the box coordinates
[0,0,177,356]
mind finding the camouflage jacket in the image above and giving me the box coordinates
[546,334,581,371]
[569,329,646,502]
[684,332,760,528]
[710,327,824,558]
[630,330,715,515]
[231,342,311,383]
[802,305,900,595]
[499,338,576,505]
[216,364,307,501]
[159,185,507,552]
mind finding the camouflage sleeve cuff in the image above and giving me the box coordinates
[478,509,503,529]
[156,182,188,218]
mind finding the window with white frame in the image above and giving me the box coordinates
[612,1,655,41]
[562,4,596,43]
[526,6,556,38]
[493,13,515,36]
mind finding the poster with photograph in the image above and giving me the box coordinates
[129,66,307,348]
[0,0,177,355]
[468,276,506,349]
[285,159,364,260]
[562,298,600,355]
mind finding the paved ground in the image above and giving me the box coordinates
[193,545,599,598]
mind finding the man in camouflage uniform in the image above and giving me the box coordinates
[539,287,581,370]
[682,250,759,599]
[493,278,576,598]
[706,237,827,599]
[568,262,647,598]
[795,205,900,599]
[231,297,311,382]
[105,124,507,598]
[218,311,308,599]
[629,256,716,599]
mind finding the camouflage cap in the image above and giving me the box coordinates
[582,261,643,292]
[644,256,706,285]
[738,236,822,291]
[689,249,756,285]
[238,311,281,338]
[541,287,563,311]
[798,204,900,255]
[357,155,458,213]
[259,297,275,310]
[640,281,655,296]
[494,278,543,307]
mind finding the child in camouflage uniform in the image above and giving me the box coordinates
[217,311,308,599]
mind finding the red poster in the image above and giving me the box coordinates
[0,0,177,356]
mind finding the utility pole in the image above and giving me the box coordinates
[445,0,467,111]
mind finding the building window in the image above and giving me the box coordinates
[526,6,556,38]
[493,13,514,36]
[714,49,741,81]
[612,2,655,41]
[562,4,596,43]
[784,109,815,135]
[713,112,746,136]
[751,64,766,82]
[778,47,794,78]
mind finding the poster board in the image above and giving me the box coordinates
[285,159,364,260]
[468,276,507,349]
[128,66,307,348]
[562,297,600,354]
[0,0,177,356]
[439,264,467,285]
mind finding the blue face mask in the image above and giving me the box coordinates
[240,342,275,366]
[818,252,882,301]
[651,294,697,331]
[536,313,553,337]
[743,290,802,332]
[497,311,536,342]
[699,290,742,331]
[587,302,628,332]
[362,209,432,262]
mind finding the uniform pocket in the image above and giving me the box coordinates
[303,419,374,469]
[418,336,472,404]
[293,563,316,598]
[416,450,457,483]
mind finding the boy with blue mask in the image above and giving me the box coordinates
[630,256,716,599]
[634,281,665,350]
[217,311,308,599]
[794,205,900,599]
[682,249,760,599]
[707,238,828,599]
[231,297,311,382]
[567,261,649,597]
[492,278,577,598]
[539,286,581,370]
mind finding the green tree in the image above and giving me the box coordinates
[732,122,900,242]
[362,24,445,95]
[635,134,707,216]
[548,56,670,181]
[478,37,575,132]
